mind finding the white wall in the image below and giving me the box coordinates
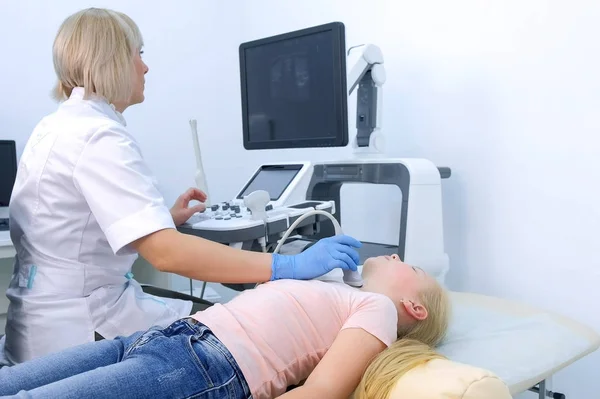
[1,0,599,397]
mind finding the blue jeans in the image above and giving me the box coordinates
[0,318,252,399]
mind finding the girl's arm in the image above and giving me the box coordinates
[279,327,387,399]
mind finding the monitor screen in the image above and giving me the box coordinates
[239,22,348,150]
[237,164,303,200]
[0,140,17,207]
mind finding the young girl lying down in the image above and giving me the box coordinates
[0,254,450,399]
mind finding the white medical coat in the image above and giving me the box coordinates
[4,88,192,364]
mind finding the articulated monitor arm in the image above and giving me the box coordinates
[347,44,386,155]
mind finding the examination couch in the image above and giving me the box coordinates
[370,289,600,399]
[309,269,600,399]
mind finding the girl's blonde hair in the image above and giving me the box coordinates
[396,278,450,347]
[354,279,451,399]
[52,8,143,104]
[354,339,446,399]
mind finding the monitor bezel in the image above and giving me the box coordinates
[236,164,304,201]
[0,139,17,207]
[239,22,348,150]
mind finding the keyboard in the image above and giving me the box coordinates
[0,218,8,231]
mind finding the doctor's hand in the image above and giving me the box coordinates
[170,187,208,226]
[270,235,362,281]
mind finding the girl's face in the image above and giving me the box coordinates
[361,255,433,325]
[362,254,429,300]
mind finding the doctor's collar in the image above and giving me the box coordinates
[108,104,127,126]
[69,87,128,127]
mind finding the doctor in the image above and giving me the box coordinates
[3,7,362,365]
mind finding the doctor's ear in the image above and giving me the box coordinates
[401,299,428,321]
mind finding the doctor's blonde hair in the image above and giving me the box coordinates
[52,8,143,104]
[354,278,450,399]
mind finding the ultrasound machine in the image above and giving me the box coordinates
[178,22,451,292]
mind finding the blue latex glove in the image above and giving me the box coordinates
[270,234,362,281]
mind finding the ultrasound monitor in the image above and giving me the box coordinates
[239,22,348,150]
[0,140,17,207]
[236,164,303,201]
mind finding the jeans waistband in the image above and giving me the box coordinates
[176,317,253,398]
[179,317,211,334]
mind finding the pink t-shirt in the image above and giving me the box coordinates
[191,279,398,399]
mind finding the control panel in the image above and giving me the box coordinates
[179,194,335,245]
[178,162,335,246]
